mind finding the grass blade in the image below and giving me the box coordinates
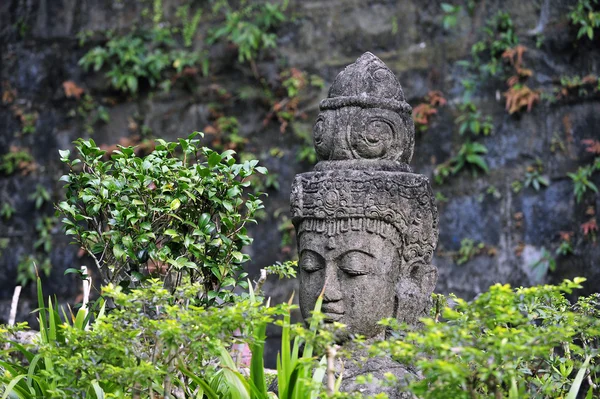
[250,321,268,399]
[567,355,591,399]
[91,381,105,399]
[2,375,28,399]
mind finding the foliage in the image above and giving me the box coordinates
[456,238,485,265]
[19,112,37,135]
[209,1,288,64]
[0,277,340,399]
[581,217,598,241]
[504,84,540,114]
[34,217,55,254]
[568,164,598,203]
[556,75,599,100]
[79,29,197,94]
[264,260,298,279]
[522,160,550,191]
[435,141,489,184]
[0,147,34,176]
[569,0,600,40]
[530,247,557,277]
[441,3,462,30]
[16,255,51,287]
[0,276,99,398]
[57,133,266,303]
[500,46,540,114]
[413,91,446,132]
[28,184,50,210]
[471,11,518,76]
[556,232,574,256]
[176,5,203,47]
[455,101,492,136]
[0,202,15,220]
[373,278,600,399]
[66,91,110,135]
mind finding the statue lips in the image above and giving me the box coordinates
[321,302,345,322]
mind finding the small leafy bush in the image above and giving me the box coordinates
[569,0,600,40]
[435,141,489,184]
[568,164,598,203]
[79,30,206,94]
[374,278,600,399]
[0,277,341,399]
[455,101,493,136]
[57,133,266,303]
[209,1,288,64]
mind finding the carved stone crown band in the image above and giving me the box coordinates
[319,96,412,114]
[291,169,438,262]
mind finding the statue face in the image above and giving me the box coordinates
[298,228,400,339]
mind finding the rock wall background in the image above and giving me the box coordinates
[1,0,599,351]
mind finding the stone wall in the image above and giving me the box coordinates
[1,0,599,333]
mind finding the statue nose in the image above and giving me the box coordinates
[323,266,343,302]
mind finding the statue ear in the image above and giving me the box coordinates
[415,264,438,295]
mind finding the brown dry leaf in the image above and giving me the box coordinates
[582,139,600,155]
[427,90,447,107]
[581,218,598,237]
[63,80,85,99]
[504,85,540,114]
[558,231,574,242]
[2,81,16,104]
[562,115,573,143]
[582,75,598,85]
[506,75,520,87]
[586,206,596,216]
[413,103,437,127]
[515,242,525,257]
[203,125,218,135]
[128,117,138,132]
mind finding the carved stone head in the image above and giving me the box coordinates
[291,52,439,341]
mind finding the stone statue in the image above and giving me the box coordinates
[290,52,439,397]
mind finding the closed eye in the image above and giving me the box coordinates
[300,250,325,273]
[338,250,373,276]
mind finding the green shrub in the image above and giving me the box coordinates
[0,277,341,399]
[57,133,266,303]
[373,278,600,399]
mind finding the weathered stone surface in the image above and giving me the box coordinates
[291,52,438,395]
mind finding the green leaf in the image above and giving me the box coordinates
[164,229,179,238]
[255,166,268,174]
[170,198,181,210]
[208,152,222,167]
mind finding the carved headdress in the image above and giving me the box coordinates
[291,52,439,271]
